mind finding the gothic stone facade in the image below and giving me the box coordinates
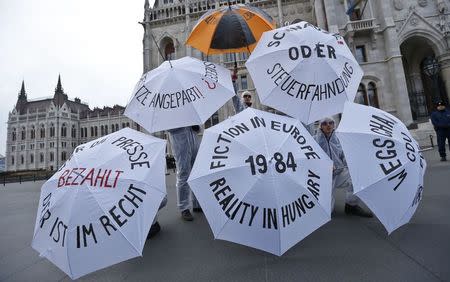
[5,77,140,172]
[142,0,450,126]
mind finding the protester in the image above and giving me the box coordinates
[430,101,450,161]
[231,63,252,113]
[242,91,253,108]
[314,117,373,217]
[167,126,202,221]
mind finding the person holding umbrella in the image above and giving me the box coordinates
[430,101,450,161]
[314,117,373,217]
[168,126,203,221]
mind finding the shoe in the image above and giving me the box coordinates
[146,222,161,240]
[440,157,447,162]
[181,209,194,221]
[345,204,373,218]
[193,207,203,213]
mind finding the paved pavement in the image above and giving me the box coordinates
[0,148,449,282]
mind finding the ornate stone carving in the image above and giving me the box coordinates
[410,16,419,26]
[417,0,427,7]
[394,0,404,10]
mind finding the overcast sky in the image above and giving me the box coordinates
[0,0,156,156]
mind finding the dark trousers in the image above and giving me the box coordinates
[436,129,450,157]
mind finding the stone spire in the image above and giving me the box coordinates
[55,74,64,94]
[53,74,68,107]
[18,80,27,101]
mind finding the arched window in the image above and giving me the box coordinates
[21,127,26,140]
[61,123,67,137]
[115,124,119,131]
[40,124,45,138]
[104,125,108,135]
[94,126,98,136]
[122,123,126,128]
[50,123,55,137]
[30,125,35,139]
[40,153,44,163]
[71,125,76,138]
[12,128,16,141]
[91,127,94,137]
[367,82,379,108]
[126,122,130,128]
[30,154,34,164]
[111,124,115,133]
[164,41,175,61]
[355,83,368,105]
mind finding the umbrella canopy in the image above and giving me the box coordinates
[188,108,333,256]
[31,128,166,279]
[336,102,427,234]
[125,56,235,133]
[186,4,275,55]
[245,21,363,124]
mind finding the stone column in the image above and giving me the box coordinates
[378,2,414,126]
[438,53,450,102]
[185,0,192,57]
[277,0,283,26]
[313,0,326,29]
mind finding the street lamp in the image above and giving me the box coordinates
[422,56,441,103]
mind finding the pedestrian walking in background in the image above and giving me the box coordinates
[314,117,373,217]
[430,101,450,161]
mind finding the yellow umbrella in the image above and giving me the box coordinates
[186,3,276,55]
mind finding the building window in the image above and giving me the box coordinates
[11,156,14,165]
[12,128,16,141]
[240,75,248,90]
[21,127,26,140]
[30,144,35,150]
[355,83,368,105]
[61,151,67,161]
[61,142,67,148]
[30,126,35,139]
[367,82,379,108]
[71,125,76,138]
[72,142,76,148]
[30,154,34,164]
[50,124,55,137]
[61,123,67,137]
[40,124,45,138]
[100,125,104,136]
[111,124,115,133]
[115,124,119,131]
[50,142,54,148]
[40,153,44,163]
[122,123,126,128]
[11,146,15,152]
[20,155,24,164]
[21,145,25,150]
[126,122,130,127]
[136,124,141,131]
[104,125,108,135]
[50,152,54,161]
[94,126,98,136]
[40,143,44,149]
[355,46,367,63]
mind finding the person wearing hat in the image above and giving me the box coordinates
[314,117,373,217]
[241,91,253,108]
[431,101,450,161]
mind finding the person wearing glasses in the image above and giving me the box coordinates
[314,117,373,217]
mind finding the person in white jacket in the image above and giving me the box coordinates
[314,117,373,217]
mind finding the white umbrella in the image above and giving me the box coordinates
[188,108,333,256]
[245,21,363,124]
[31,128,166,279]
[336,102,427,234]
[125,56,235,133]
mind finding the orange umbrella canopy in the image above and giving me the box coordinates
[186,4,276,55]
